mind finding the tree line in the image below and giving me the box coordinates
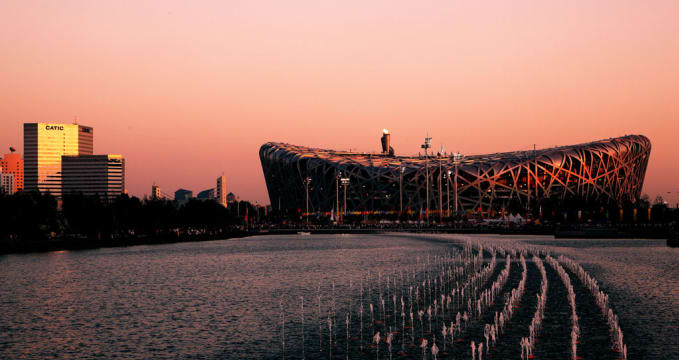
[1,191,676,252]
[0,192,263,247]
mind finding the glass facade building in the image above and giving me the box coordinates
[23,123,93,197]
[61,155,125,201]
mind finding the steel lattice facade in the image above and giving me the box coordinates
[259,135,651,213]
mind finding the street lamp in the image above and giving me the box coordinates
[304,176,312,226]
[421,136,432,225]
[341,177,350,221]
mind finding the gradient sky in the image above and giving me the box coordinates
[1,0,678,205]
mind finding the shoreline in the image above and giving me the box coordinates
[1,226,671,256]
[0,230,252,256]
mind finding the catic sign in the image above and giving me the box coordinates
[45,125,65,131]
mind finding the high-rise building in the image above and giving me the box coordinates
[216,175,227,207]
[61,155,125,201]
[0,152,23,193]
[23,123,93,197]
[0,169,15,195]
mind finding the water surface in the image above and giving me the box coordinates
[1,234,677,359]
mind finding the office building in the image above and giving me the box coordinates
[0,152,23,193]
[61,154,125,201]
[24,123,93,197]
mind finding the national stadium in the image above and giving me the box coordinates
[259,132,651,218]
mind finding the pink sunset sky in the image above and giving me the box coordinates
[1,1,677,205]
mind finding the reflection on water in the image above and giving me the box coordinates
[522,236,679,360]
[0,235,449,359]
[0,234,677,359]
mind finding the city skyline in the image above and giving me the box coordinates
[3,120,675,206]
[1,1,678,205]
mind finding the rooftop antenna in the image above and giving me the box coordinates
[73,115,78,125]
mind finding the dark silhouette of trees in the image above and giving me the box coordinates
[1,190,677,253]
[0,192,251,250]
[63,193,113,239]
[0,191,59,243]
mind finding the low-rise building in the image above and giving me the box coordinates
[0,169,15,195]
[197,188,215,200]
[174,188,193,202]
[0,152,23,193]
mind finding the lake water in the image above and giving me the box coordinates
[0,234,677,359]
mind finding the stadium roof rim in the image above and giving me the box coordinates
[261,134,650,165]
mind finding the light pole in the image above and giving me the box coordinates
[453,152,463,216]
[341,177,350,222]
[439,156,443,223]
[421,136,432,225]
[304,176,312,226]
[446,170,452,218]
[527,145,536,215]
[336,171,341,222]
[400,166,405,215]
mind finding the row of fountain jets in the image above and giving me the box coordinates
[279,238,628,359]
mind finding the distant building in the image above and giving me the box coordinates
[226,192,237,204]
[0,169,15,195]
[197,188,215,200]
[174,188,193,202]
[216,175,227,207]
[0,152,23,193]
[61,155,125,201]
[24,123,93,198]
[151,185,163,200]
